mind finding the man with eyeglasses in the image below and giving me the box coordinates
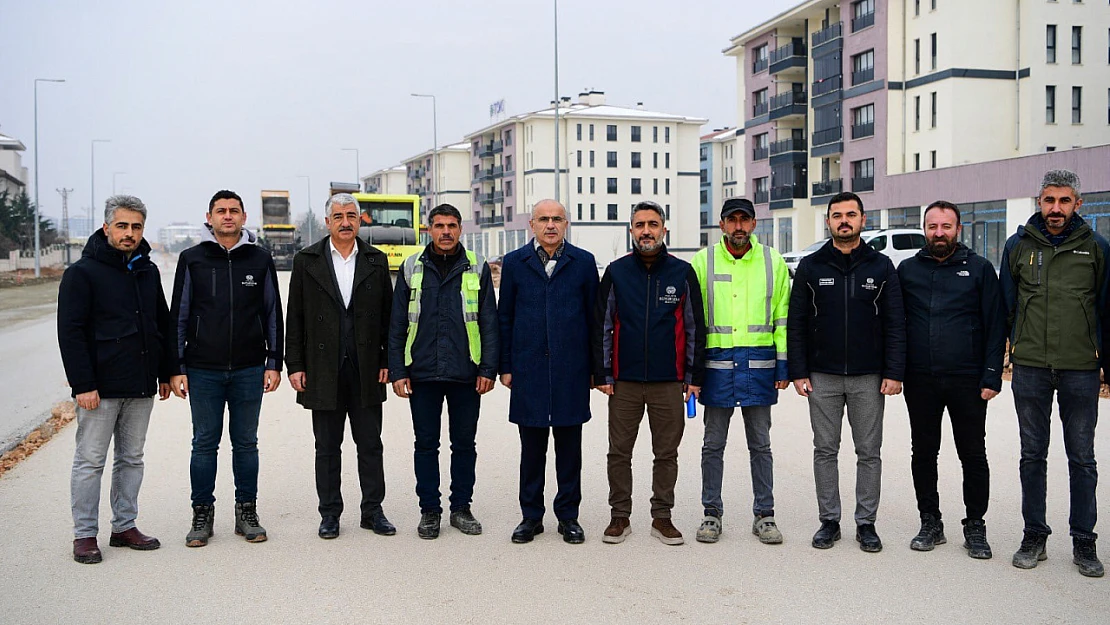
[498,199,599,545]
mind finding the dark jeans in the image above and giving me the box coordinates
[409,380,481,514]
[903,373,990,522]
[188,365,264,506]
[519,424,583,521]
[312,360,385,519]
[1011,364,1100,539]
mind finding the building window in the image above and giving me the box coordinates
[589,124,595,141]
[606,124,617,141]
[589,151,595,167]
[753,88,769,116]
[915,95,921,131]
[753,133,769,160]
[887,207,922,228]
[665,127,671,143]
[631,126,642,142]
[577,203,583,220]
[607,204,618,220]
[914,39,920,74]
[930,33,937,70]
[577,177,583,193]
[631,152,642,168]
[631,178,642,194]
[914,0,920,16]
[1047,85,1057,123]
[700,190,709,204]
[930,150,937,168]
[506,155,513,172]
[590,177,596,193]
[576,150,582,167]
[851,49,875,85]
[700,232,710,247]
[852,0,875,32]
[778,217,793,253]
[753,43,769,73]
[914,153,921,171]
[607,151,617,167]
[1073,86,1083,123]
[754,177,769,204]
[504,129,513,146]
[590,203,596,220]
[931,92,937,127]
[576,123,582,140]
[665,179,670,194]
[653,126,659,143]
[653,152,659,168]
[852,158,875,192]
[1047,25,1057,63]
[1072,26,1083,64]
[653,179,659,194]
[607,178,617,194]
[852,104,875,138]
[665,153,671,168]
[700,146,708,161]
[931,0,936,8]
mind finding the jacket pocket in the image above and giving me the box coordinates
[94,320,140,379]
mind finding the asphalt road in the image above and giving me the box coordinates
[1,261,1107,623]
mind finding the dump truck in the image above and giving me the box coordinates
[259,190,298,270]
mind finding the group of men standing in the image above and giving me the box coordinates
[58,168,1103,578]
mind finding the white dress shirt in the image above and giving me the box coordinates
[329,240,357,307]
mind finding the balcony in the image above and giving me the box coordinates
[411,167,425,178]
[479,192,496,206]
[811,74,843,98]
[851,122,875,139]
[812,126,843,147]
[364,185,379,194]
[769,89,808,120]
[493,191,505,204]
[852,176,875,192]
[753,189,769,204]
[851,11,875,33]
[753,145,769,161]
[491,140,504,154]
[769,38,807,74]
[752,56,769,74]
[770,137,807,156]
[851,67,875,86]
[752,101,769,118]
[476,215,505,227]
[771,184,807,202]
[811,21,843,49]
[491,164,505,178]
[477,143,496,158]
[812,178,843,197]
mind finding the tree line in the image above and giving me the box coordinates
[0,190,62,255]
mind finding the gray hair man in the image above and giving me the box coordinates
[58,194,172,563]
[1000,169,1109,577]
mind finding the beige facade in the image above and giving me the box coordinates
[0,133,28,196]
[401,142,472,219]
[361,166,406,195]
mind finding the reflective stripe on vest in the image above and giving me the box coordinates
[705,240,776,336]
[402,250,484,367]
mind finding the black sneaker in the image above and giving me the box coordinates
[1012,531,1048,569]
[910,513,946,551]
[418,512,441,540]
[1073,537,1105,578]
[449,507,483,535]
[234,501,268,543]
[962,519,992,560]
[856,523,883,553]
[186,504,214,548]
[811,520,841,549]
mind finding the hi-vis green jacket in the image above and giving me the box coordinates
[691,235,790,407]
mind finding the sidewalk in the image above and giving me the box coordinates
[0,376,1106,624]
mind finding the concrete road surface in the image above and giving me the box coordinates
[1,372,1108,624]
[0,293,71,452]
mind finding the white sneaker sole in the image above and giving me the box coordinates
[651,528,684,545]
[602,526,631,544]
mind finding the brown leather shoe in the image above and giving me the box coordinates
[651,518,685,545]
[73,537,103,564]
[109,527,161,550]
[602,517,631,544]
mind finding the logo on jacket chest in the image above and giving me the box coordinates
[819,278,835,286]
[242,274,257,287]
[659,284,680,305]
[860,277,878,291]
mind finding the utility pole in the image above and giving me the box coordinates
[57,187,73,265]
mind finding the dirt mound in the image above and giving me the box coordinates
[0,401,75,477]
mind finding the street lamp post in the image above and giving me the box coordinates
[297,174,313,244]
[33,77,65,278]
[113,171,127,194]
[411,93,438,208]
[90,139,111,239]
[342,148,360,187]
[553,0,561,202]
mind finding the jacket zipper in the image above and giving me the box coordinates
[227,253,234,370]
[645,270,652,375]
[843,266,851,375]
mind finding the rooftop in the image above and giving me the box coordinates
[0,133,27,151]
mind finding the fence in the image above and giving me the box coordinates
[0,244,70,273]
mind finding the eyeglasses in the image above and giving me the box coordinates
[535,216,566,224]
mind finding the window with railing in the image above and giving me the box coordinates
[851,104,875,138]
[753,177,769,204]
[852,49,875,85]
[752,88,769,117]
[812,178,843,197]
[851,158,875,192]
[753,133,769,160]
[851,0,875,32]
[752,44,769,73]
[812,103,842,146]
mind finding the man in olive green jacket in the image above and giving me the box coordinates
[999,169,1110,578]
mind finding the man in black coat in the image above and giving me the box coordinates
[388,203,498,540]
[286,193,395,539]
[787,191,906,553]
[58,195,171,564]
[898,200,1006,559]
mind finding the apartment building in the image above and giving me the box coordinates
[400,142,472,221]
[361,166,407,195]
[462,90,707,263]
[0,132,28,196]
[724,0,1110,263]
[699,128,747,247]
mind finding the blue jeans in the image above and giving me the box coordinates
[187,365,264,506]
[71,397,154,538]
[1011,364,1099,539]
[701,405,775,518]
[409,381,481,514]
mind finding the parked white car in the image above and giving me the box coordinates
[783,229,927,276]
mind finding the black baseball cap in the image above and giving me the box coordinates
[721,198,755,219]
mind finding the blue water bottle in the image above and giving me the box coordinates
[686,394,697,418]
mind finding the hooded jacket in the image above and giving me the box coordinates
[57,231,171,398]
[169,225,284,373]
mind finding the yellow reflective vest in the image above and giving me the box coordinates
[402,250,483,366]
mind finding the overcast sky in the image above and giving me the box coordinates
[1,0,796,232]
